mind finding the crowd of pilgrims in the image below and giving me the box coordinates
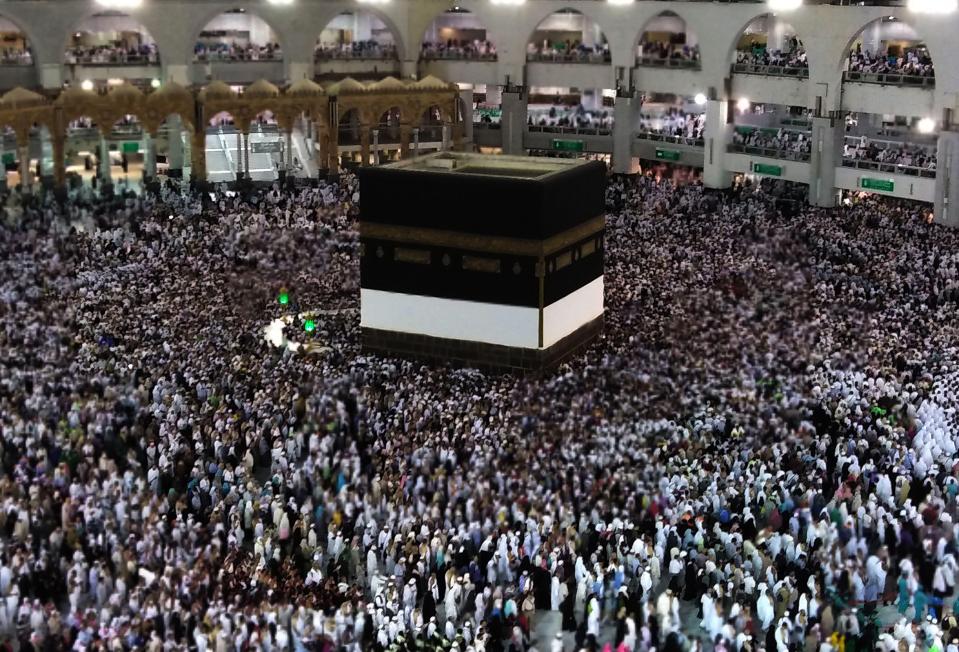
[842,138,937,171]
[527,105,614,131]
[636,43,700,63]
[64,44,158,65]
[638,109,705,142]
[731,129,811,157]
[420,41,496,61]
[314,43,398,60]
[193,42,283,62]
[526,42,610,63]
[735,48,808,70]
[2,170,959,652]
[846,48,934,78]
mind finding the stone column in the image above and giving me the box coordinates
[459,87,474,145]
[99,136,112,186]
[53,133,66,189]
[168,117,184,177]
[935,131,959,228]
[286,130,293,171]
[143,133,156,181]
[611,91,640,174]
[703,99,732,189]
[808,115,844,208]
[18,142,30,191]
[243,130,250,177]
[500,87,527,156]
[372,129,380,165]
[399,124,412,158]
[401,60,418,79]
[360,128,370,166]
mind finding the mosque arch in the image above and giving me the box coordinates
[64,11,160,64]
[192,9,286,63]
[316,10,403,62]
[839,16,933,77]
[727,13,805,65]
[636,11,699,63]
[526,8,611,63]
[420,8,496,61]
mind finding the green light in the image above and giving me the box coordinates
[304,319,315,333]
[278,290,289,305]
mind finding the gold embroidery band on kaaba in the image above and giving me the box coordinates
[360,215,605,257]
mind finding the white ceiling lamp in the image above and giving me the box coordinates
[358,0,390,4]
[607,0,634,5]
[694,93,707,106]
[150,78,161,89]
[80,79,94,91]
[737,97,751,112]
[267,0,294,5]
[918,117,936,133]
[95,0,143,8]
[491,0,525,6]
[908,0,957,13]
[767,0,802,11]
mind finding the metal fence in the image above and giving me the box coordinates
[526,52,611,64]
[842,70,934,88]
[528,124,612,136]
[635,131,704,147]
[731,63,809,78]
[728,143,811,162]
[840,157,936,178]
[635,56,701,70]
[420,51,497,62]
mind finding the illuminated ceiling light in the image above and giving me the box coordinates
[918,117,936,133]
[694,92,707,106]
[80,79,94,91]
[737,97,751,112]
[491,0,525,5]
[150,78,161,89]
[267,0,294,4]
[607,0,634,5]
[358,0,390,4]
[908,0,957,13]
[767,0,802,11]
[94,0,143,8]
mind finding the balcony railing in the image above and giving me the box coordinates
[195,52,283,63]
[527,124,612,136]
[526,52,611,64]
[635,131,704,147]
[728,143,810,162]
[840,157,936,178]
[314,50,396,62]
[67,55,159,66]
[635,56,701,70]
[731,63,809,78]
[420,51,497,62]
[473,122,501,131]
[842,70,934,88]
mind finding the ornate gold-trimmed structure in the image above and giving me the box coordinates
[0,75,462,187]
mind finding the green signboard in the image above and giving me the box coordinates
[122,141,140,153]
[752,162,782,176]
[655,148,681,162]
[551,139,585,153]
[1,152,14,165]
[861,177,894,192]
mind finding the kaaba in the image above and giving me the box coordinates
[359,152,605,372]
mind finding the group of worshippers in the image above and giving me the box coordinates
[421,40,496,60]
[526,41,610,63]
[1,166,959,652]
[639,108,705,142]
[637,43,700,63]
[64,43,158,65]
[732,127,811,156]
[735,46,807,69]
[194,42,283,62]
[847,47,934,78]
[528,105,614,131]
[315,42,398,60]
[843,137,937,171]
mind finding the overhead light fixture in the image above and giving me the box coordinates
[918,117,936,133]
[694,93,707,106]
[267,0,294,4]
[491,0,525,5]
[80,79,94,91]
[94,0,143,8]
[737,97,751,112]
[908,0,957,12]
[607,0,634,5]
[151,78,161,89]
[767,0,802,11]
[358,0,390,4]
